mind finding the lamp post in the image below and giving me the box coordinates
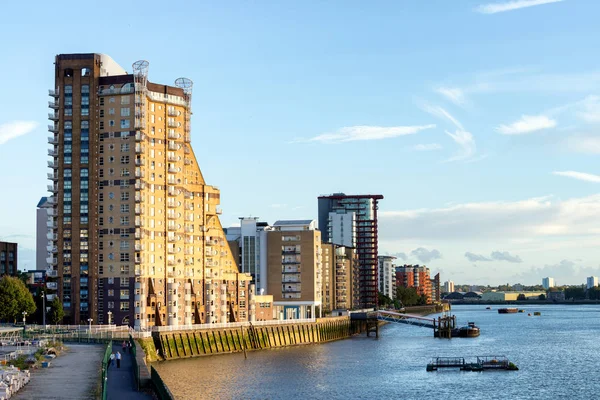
[41,291,46,327]
[88,318,93,340]
[22,311,27,325]
[107,311,112,326]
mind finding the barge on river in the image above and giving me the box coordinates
[498,308,518,314]
[427,356,518,372]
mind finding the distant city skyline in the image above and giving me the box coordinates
[1,0,599,285]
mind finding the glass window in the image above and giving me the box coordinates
[121,108,130,116]
[81,84,90,93]
[120,120,130,129]
[121,96,130,105]
[80,168,89,177]
[121,144,129,152]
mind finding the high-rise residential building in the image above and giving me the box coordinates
[36,197,53,270]
[430,273,440,303]
[266,220,322,319]
[0,242,18,276]
[542,277,555,290]
[587,276,598,289]
[46,53,251,327]
[318,193,383,309]
[377,255,396,300]
[396,264,432,304]
[443,280,454,293]
[321,243,356,313]
[224,217,270,292]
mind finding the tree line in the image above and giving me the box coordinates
[0,276,64,324]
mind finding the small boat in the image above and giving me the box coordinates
[533,311,541,316]
[453,322,480,337]
[518,309,525,313]
[498,308,518,314]
[486,306,491,310]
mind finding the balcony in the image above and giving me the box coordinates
[167,248,176,254]
[167,200,176,208]
[167,187,177,197]
[135,132,145,141]
[168,166,177,174]
[48,125,58,133]
[167,236,177,242]
[48,100,59,109]
[167,131,178,139]
[48,136,58,145]
[135,257,142,264]
[48,160,58,169]
[47,196,56,205]
[135,158,145,166]
[216,207,222,215]
[47,184,57,193]
[46,282,58,290]
[47,172,58,181]
[184,146,190,154]
[48,112,59,121]
[135,181,145,190]
[48,88,60,97]
[184,191,192,200]
[46,270,58,278]
[46,257,57,265]
[167,109,177,117]
[167,121,177,128]
[167,154,177,162]
[48,148,58,157]
[47,208,56,216]
[167,223,176,231]
[167,212,177,220]
[184,158,191,165]
[135,194,144,203]
[184,135,191,143]
[167,142,177,151]
[135,206,143,215]
[167,259,175,266]
[135,218,142,227]
[134,243,144,251]
[135,144,145,154]
[135,170,145,178]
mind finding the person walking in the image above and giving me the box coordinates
[116,351,122,368]
[122,340,127,354]
[109,351,115,368]
[127,340,132,354]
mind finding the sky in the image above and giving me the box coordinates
[0,0,599,286]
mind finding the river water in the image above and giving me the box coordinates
[153,304,600,399]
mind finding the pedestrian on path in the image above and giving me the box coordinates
[127,341,132,354]
[122,340,127,353]
[116,351,122,368]
[109,351,115,368]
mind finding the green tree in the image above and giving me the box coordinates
[396,286,420,307]
[378,292,393,308]
[565,287,586,300]
[517,294,527,301]
[48,297,64,325]
[0,276,36,323]
[538,294,546,301]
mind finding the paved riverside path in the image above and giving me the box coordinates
[14,344,104,400]
[106,343,152,400]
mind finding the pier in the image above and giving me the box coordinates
[352,310,470,338]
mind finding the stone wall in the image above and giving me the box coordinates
[153,317,364,360]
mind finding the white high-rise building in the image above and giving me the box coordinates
[443,280,454,293]
[587,276,598,289]
[542,277,555,290]
[36,197,53,271]
[377,256,396,300]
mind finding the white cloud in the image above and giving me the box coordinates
[410,248,442,263]
[490,250,523,263]
[565,136,600,154]
[496,114,556,135]
[0,121,38,145]
[379,194,600,242]
[465,252,492,262]
[475,0,564,14]
[435,87,466,106]
[553,171,600,183]
[575,95,600,123]
[445,130,476,162]
[422,105,464,130]
[303,125,436,144]
[413,143,442,151]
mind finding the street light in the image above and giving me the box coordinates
[41,291,46,327]
[107,311,112,326]
[22,311,27,325]
[88,318,93,340]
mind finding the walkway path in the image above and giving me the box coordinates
[14,344,104,400]
[106,343,152,400]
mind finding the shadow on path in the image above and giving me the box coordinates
[106,343,152,400]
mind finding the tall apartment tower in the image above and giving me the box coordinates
[266,220,322,319]
[318,193,383,309]
[321,243,356,313]
[47,53,251,327]
[542,277,555,290]
[377,255,396,300]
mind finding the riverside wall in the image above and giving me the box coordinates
[153,317,364,361]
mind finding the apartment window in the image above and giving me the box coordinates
[120,290,129,299]
[63,169,72,178]
[81,180,89,189]
[100,98,105,106]
[64,180,72,190]
[81,84,90,93]
[65,108,73,116]
[81,168,88,177]
[64,144,72,154]
[108,289,114,297]
[120,253,130,262]
[120,241,129,249]
[81,216,88,224]
[63,216,71,224]
[121,192,129,201]
[120,277,129,287]
[120,120,130,129]
[109,120,115,127]
[108,277,114,284]
[109,97,115,103]
[81,155,89,164]
[80,204,88,213]
[120,265,130,275]
[64,156,71,164]
[108,301,114,309]
[64,192,72,202]
[120,229,129,238]
[63,204,72,213]
[64,85,73,94]
[81,108,89,116]
[120,302,130,311]
[121,96,130,105]
[120,204,129,213]
[120,216,129,226]
[120,156,129,164]
[121,108,130,116]
[120,144,129,152]
[80,192,88,201]
[120,168,129,177]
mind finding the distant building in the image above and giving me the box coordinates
[248,284,274,322]
[322,244,356,313]
[0,242,18,276]
[267,220,322,319]
[225,217,271,291]
[430,273,441,303]
[481,291,545,302]
[36,197,53,271]
[318,193,384,309]
[512,284,523,291]
[542,277,555,290]
[443,280,454,293]
[470,285,480,292]
[547,291,565,302]
[396,265,432,304]
[587,276,598,289]
[378,256,396,300]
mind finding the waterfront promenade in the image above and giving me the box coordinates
[13,344,103,400]
[106,343,152,400]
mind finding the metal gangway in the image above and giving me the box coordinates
[374,310,436,329]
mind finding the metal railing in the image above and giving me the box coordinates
[152,318,316,332]
[101,340,112,400]
[151,366,175,400]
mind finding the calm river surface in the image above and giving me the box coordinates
[154,304,600,399]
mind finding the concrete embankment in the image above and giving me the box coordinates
[152,317,364,361]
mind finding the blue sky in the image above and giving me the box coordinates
[1,0,599,285]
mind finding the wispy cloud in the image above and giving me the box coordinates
[553,171,600,183]
[422,105,464,130]
[565,135,600,154]
[465,252,492,262]
[475,0,564,14]
[496,114,556,135]
[410,248,442,263]
[445,130,477,162]
[0,121,38,145]
[435,87,466,107]
[414,143,442,151]
[300,125,436,144]
[491,251,523,263]
[575,95,600,123]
